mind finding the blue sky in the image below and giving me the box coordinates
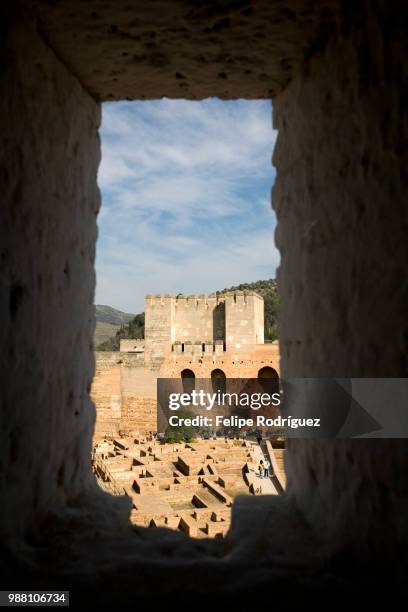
[95,99,279,313]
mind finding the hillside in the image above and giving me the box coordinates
[216,278,278,342]
[94,305,135,347]
[96,279,278,351]
[95,305,135,325]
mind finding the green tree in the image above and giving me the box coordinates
[97,312,145,350]
[162,408,197,443]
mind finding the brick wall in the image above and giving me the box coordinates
[120,396,157,434]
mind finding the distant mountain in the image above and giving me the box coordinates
[95,305,135,325]
[94,305,135,347]
[95,279,278,351]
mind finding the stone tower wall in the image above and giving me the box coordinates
[144,295,174,359]
[225,292,264,352]
[144,292,264,358]
[173,294,225,344]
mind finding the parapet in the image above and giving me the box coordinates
[224,290,264,306]
[146,293,228,309]
[174,294,226,307]
[171,340,225,356]
[145,294,176,308]
[145,292,263,307]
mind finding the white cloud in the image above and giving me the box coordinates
[95,99,279,313]
[96,228,280,314]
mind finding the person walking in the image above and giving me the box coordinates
[264,458,270,478]
[258,459,264,478]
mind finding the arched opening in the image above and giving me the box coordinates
[181,368,195,394]
[257,366,279,394]
[211,368,226,394]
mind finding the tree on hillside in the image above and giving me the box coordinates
[97,312,144,351]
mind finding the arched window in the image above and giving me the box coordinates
[257,366,279,394]
[211,368,226,394]
[181,368,195,394]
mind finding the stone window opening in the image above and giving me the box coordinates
[258,366,279,394]
[211,368,227,395]
[181,368,195,394]
[1,1,406,603]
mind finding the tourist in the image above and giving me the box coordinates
[264,459,270,478]
[259,459,264,478]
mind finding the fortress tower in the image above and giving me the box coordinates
[143,291,264,359]
[96,292,278,438]
[224,291,264,351]
[144,294,175,360]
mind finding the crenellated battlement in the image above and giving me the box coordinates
[145,294,175,307]
[224,291,263,308]
[145,291,262,308]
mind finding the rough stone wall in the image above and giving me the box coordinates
[120,359,157,397]
[33,0,340,101]
[225,292,264,351]
[92,354,157,437]
[144,295,174,359]
[173,295,219,344]
[91,354,122,439]
[273,4,408,558]
[0,19,101,542]
[120,359,157,433]
[120,397,157,435]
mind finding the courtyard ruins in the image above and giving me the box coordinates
[93,437,285,539]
